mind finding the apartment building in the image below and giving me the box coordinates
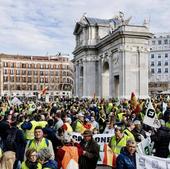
[0,53,74,97]
[149,33,170,95]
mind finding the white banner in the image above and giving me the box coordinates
[71,132,113,145]
[143,99,161,128]
[11,97,22,105]
[137,137,154,155]
[136,153,170,169]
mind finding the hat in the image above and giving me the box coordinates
[82,130,93,136]
[133,120,141,125]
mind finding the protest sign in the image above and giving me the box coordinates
[71,132,113,145]
[136,153,170,169]
[143,99,161,128]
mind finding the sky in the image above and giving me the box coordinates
[0,0,169,58]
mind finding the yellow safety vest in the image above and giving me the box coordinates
[25,120,37,140]
[21,161,42,169]
[110,135,128,154]
[165,122,170,128]
[123,128,135,140]
[28,138,49,152]
[65,123,73,133]
[75,120,86,133]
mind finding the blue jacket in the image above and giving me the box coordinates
[42,160,58,169]
[116,147,136,169]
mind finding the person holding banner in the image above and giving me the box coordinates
[116,139,136,169]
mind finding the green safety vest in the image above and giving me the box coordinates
[110,135,128,154]
[123,128,135,140]
[28,138,49,152]
[21,161,42,169]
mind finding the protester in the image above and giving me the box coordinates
[24,126,54,160]
[79,130,99,169]
[109,127,129,155]
[38,148,57,169]
[56,132,83,169]
[21,148,42,169]
[116,139,136,169]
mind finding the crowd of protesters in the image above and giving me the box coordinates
[0,94,169,169]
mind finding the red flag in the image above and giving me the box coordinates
[40,86,48,95]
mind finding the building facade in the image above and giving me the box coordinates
[0,54,74,97]
[149,33,170,95]
[73,14,152,99]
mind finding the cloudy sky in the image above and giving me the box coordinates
[0,0,169,58]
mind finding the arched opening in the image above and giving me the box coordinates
[102,62,109,98]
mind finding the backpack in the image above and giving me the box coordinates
[5,128,18,151]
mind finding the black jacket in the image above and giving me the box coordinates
[151,126,170,158]
[79,138,99,169]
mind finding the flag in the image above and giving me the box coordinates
[98,144,117,168]
[130,92,138,110]
[40,86,48,95]
[143,99,161,128]
[162,102,167,115]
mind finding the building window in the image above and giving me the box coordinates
[165,68,168,73]
[11,69,14,75]
[158,40,162,45]
[3,76,8,82]
[164,39,168,44]
[16,70,20,75]
[151,61,154,66]
[11,63,14,68]
[16,85,20,90]
[28,71,32,75]
[165,53,168,58]
[16,77,20,82]
[3,84,8,90]
[151,69,154,74]
[40,71,43,75]
[157,68,161,73]
[28,77,31,83]
[158,54,161,58]
[34,71,38,75]
[152,40,155,45]
[157,61,161,66]
[151,54,154,59]
[3,69,7,74]
[3,62,8,67]
[10,76,14,82]
[165,61,168,66]
[22,64,26,68]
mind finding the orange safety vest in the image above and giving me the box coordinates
[61,146,79,169]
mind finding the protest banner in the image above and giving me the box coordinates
[137,137,154,155]
[11,97,22,106]
[143,99,161,128]
[71,132,113,145]
[136,153,170,169]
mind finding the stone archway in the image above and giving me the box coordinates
[102,62,109,98]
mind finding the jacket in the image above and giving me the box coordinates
[79,138,99,169]
[116,147,136,169]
